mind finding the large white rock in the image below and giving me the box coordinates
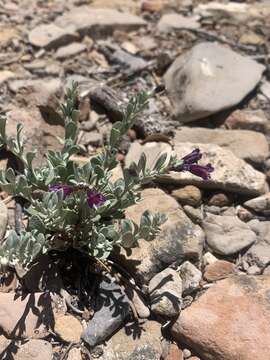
[164,42,265,122]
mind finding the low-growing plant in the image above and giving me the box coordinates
[0,84,169,267]
[0,83,213,269]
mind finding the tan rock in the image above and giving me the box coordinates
[117,188,205,284]
[171,186,202,207]
[13,339,52,360]
[67,347,82,360]
[224,109,269,133]
[166,343,184,360]
[204,260,236,282]
[208,193,230,207]
[244,192,270,215]
[0,70,15,85]
[172,275,270,360]
[54,314,82,343]
[0,293,53,339]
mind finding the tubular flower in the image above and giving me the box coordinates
[173,148,214,180]
[48,184,74,198]
[87,190,106,208]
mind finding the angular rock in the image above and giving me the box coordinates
[203,252,218,267]
[171,186,202,207]
[67,348,82,360]
[171,275,270,360]
[54,314,82,343]
[149,268,182,317]
[183,205,203,224]
[157,13,200,33]
[116,188,205,284]
[0,70,15,86]
[166,343,184,360]
[244,193,270,215]
[159,143,267,196]
[164,42,265,122]
[100,321,164,360]
[204,260,236,282]
[174,127,268,166]
[13,339,53,360]
[0,200,8,240]
[203,213,257,255]
[244,221,270,268]
[55,42,87,60]
[224,109,269,133]
[207,193,230,207]
[28,24,79,49]
[178,261,202,295]
[0,292,54,339]
[56,7,146,37]
[81,274,130,347]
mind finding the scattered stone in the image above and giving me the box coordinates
[207,193,230,207]
[246,264,261,275]
[224,109,269,133]
[237,206,254,222]
[56,7,146,38]
[174,127,268,166]
[80,131,103,147]
[54,314,82,343]
[204,260,236,282]
[203,213,257,255]
[55,42,86,60]
[0,200,8,240]
[100,321,164,360]
[183,348,192,358]
[28,24,79,49]
[0,292,53,339]
[159,143,267,196]
[243,221,270,268]
[239,32,264,46]
[0,28,17,46]
[109,48,147,72]
[171,186,202,207]
[141,0,166,12]
[149,268,182,318]
[13,339,53,360]
[244,193,270,215]
[172,275,270,360]
[166,343,184,360]
[183,205,203,224]
[157,13,199,33]
[164,42,265,122]
[81,274,130,347]
[125,287,150,319]
[178,261,202,295]
[0,70,15,86]
[116,188,205,284]
[203,252,218,267]
[67,347,82,360]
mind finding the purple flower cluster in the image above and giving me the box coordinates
[173,148,214,180]
[48,184,106,208]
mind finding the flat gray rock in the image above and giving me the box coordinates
[157,13,200,33]
[203,213,257,255]
[174,127,268,166]
[55,42,86,60]
[28,23,79,49]
[56,7,146,37]
[164,42,265,122]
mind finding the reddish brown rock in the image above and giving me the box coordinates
[0,292,54,339]
[166,343,184,360]
[172,275,270,360]
[203,260,236,282]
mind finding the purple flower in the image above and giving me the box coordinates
[188,163,214,181]
[173,148,214,181]
[48,184,74,198]
[87,190,106,208]
[181,148,202,164]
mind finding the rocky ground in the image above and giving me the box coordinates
[1,0,270,359]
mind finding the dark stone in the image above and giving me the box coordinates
[81,274,130,347]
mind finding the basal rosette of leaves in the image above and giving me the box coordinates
[0,84,174,268]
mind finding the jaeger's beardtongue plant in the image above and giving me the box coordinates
[0,83,213,268]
